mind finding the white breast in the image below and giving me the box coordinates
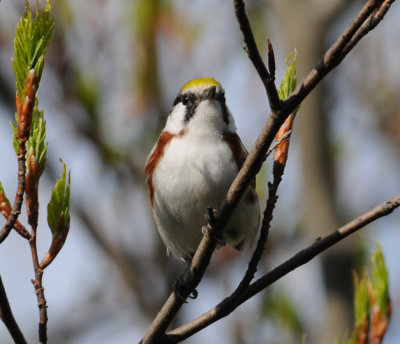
[152,132,238,259]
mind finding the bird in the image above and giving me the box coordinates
[145,77,260,262]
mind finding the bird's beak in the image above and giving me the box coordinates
[202,86,216,101]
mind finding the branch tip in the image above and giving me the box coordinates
[267,39,276,79]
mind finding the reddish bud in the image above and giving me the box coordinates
[273,115,293,165]
[368,281,391,344]
[0,191,30,239]
[17,69,37,141]
[25,147,40,227]
[40,213,70,269]
[354,315,369,344]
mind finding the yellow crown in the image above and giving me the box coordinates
[180,77,221,92]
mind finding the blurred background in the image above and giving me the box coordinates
[0,0,399,343]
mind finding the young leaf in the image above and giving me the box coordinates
[353,271,370,328]
[368,245,391,343]
[278,50,297,100]
[370,244,390,315]
[10,115,19,155]
[11,0,55,97]
[278,50,300,118]
[42,161,71,268]
[273,51,298,164]
[47,160,70,236]
[26,105,48,175]
[344,245,391,343]
[352,271,370,344]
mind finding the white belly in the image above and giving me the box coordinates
[152,134,259,260]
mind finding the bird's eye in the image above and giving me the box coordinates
[182,94,190,106]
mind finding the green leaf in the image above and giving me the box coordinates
[278,50,300,117]
[47,160,71,236]
[353,271,370,327]
[10,104,48,168]
[370,244,389,313]
[12,0,55,97]
[10,115,18,155]
[26,104,48,175]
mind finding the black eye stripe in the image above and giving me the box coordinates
[172,89,229,125]
[216,91,225,102]
[215,91,229,124]
[172,91,198,122]
[184,92,199,122]
[219,99,229,125]
[173,92,196,106]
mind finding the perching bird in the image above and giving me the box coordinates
[145,77,260,262]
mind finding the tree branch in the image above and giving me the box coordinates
[0,140,27,243]
[0,276,27,344]
[29,229,48,344]
[233,0,281,111]
[166,194,400,342]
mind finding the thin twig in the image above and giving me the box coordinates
[26,154,48,342]
[166,194,400,342]
[242,194,400,301]
[0,193,30,239]
[342,0,395,56]
[0,276,27,344]
[29,224,48,344]
[234,0,280,111]
[266,130,292,158]
[0,141,26,243]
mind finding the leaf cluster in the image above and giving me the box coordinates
[277,50,300,118]
[11,0,55,97]
[278,50,298,101]
[339,245,390,344]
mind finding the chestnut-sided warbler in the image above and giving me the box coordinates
[145,78,260,261]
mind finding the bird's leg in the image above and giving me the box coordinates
[173,257,198,301]
[173,207,226,302]
[203,207,226,246]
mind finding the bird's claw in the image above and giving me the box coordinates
[202,225,226,246]
[173,269,198,302]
